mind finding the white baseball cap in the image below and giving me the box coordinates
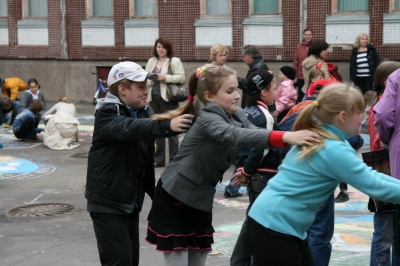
[107,61,158,87]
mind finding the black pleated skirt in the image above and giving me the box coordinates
[146,180,214,252]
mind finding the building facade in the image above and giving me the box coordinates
[0,0,399,102]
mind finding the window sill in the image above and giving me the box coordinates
[194,17,232,27]
[81,19,114,28]
[243,16,283,26]
[17,20,48,28]
[325,14,369,24]
[124,18,158,27]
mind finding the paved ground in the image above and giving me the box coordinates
[0,101,376,265]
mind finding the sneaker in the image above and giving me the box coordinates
[335,191,349,203]
[224,190,243,198]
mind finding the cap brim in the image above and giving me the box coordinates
[126,72,158,82]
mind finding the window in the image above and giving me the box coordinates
[91,0,113,17]
[24,0,48,18]
[132,0,156,17]
[251,0,280,14]
[0,0,7,17]
[201,0,230,16]
[390,0,400,11]
[333,0,368,13]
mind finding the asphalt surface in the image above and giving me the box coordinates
[0,101,375,265]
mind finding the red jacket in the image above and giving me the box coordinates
[293,40,310,80]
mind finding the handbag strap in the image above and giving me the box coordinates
[167,58,174,75]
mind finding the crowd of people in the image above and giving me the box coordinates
[0,77,82,149]
[3,31,399,266]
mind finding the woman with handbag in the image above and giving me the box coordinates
[145,36,186,167]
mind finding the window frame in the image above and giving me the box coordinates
[200,0,231,17]
[22,0,48,19]
[249,0,281,16]
[85,0,114,19]
[332,0,369,14]
[129,0,158,18]
[389,0,400,12]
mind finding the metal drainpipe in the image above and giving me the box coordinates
[300,0,307,42]
[60,0,68,60]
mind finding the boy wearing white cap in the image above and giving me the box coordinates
[85,61,193,265]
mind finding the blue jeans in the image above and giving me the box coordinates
[225,176,242,197]
[1,100,21,125]
[370,212,400,266]
[308,193,334,266]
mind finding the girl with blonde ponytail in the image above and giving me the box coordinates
[248,83,400,265]
[146,65,320,266]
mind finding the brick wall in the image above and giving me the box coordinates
[1,1,400,62]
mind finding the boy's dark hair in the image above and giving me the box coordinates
[308,40,329,58]
[108,79,134,97]
[1,96,12,109]
[153,36,173,59]
[29,100,44,114]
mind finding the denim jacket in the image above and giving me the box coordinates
[12,109,41,133]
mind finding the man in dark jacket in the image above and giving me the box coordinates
[237,45,269,108]
[85,61,193,266]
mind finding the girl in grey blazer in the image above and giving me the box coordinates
[146,65,320,266]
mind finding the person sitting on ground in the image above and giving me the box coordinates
[0,77,27,126]
[42,96,82,150]
[0,96,12,129]
[12,100,44,142]
[273,66,297,123]
[19,78,46,122]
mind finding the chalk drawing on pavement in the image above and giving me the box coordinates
[0,156,55,180]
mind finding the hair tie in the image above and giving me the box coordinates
[188,95,195,103]
[314,101,319,107]
[196,66,206,78]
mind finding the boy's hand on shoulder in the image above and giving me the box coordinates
[170,114,194,133]
[283,130,320,146]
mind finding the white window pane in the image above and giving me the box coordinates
[206,0,229,15]
[253,0,278,13]
[338,0,368,11]
[29,0,47,17]
[93,0,113,17]
[135,0,156,16]
[0,0,7,17]
[396,0,400,9]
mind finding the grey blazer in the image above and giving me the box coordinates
[19,90,46,113]
[161,102,275,212]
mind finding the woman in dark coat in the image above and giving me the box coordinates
[350,33,380,95]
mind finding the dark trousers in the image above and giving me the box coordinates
[150,94,179,165]
[13,116,37,140]
[248,217,315,266]
[339,182,348,190]
[295,79,305,103]
[231,174,273,266]
[90,209,140,266]
[355,76,373,95]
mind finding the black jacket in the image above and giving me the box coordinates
[85,94,174,214]
[237,58,269,107]
[349,44,380,84]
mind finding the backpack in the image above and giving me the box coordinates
[316,62,343,82]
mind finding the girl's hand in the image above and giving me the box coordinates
[231,171,249,187]
[170,114,194,133]
[272,111,279,118]
[283,130,320,146]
